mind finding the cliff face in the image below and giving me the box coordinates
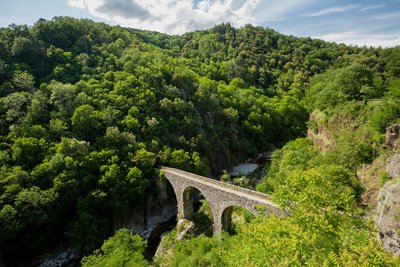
[358,125,400,207]
[384,124,400,151]
[387,154,400,180]
[307,111,334,152]
[114,178,177,238]
[357,156,388,206]
[376,177,400,256]
[376,152,400,256]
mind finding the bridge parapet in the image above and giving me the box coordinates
[161,167,272,201]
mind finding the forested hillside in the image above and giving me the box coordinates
[0,17,399,266]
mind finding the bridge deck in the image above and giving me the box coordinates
[161,167,279,208]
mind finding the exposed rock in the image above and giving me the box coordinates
[153,237,169,263]
[176,219,195,240]
[387,154,400,179]
[385,124,400,150]
[36,248,79,267]
[307,112,334,152]
[153,219,195,266]
[143,205,177,238]
[114,177,177,238]
[376,179,400,256]
[357,154,391,207]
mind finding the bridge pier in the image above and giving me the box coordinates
[182,187,195,218]
[168,183,187,219]
[213,214,223,236]
[212,206,229,236]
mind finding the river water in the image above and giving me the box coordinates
[144,215,177,260]
[229,152,273,177]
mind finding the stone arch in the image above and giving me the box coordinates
[181,185,213,222]
[161,175,184,218]
[162,175,178,207]
[219,204,257,234]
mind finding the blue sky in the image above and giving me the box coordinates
[1,0,399,47]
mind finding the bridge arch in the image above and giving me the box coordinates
[220,205,256,234]
[181,185,213,222]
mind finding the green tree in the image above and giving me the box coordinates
[11,137,46,169]
[81,228,148,267]
[12,71,35,92]
[71,104,100,141]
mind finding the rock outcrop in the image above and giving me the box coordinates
[36,249,80,267]
[384,124,400,150]
[176,219,195,241]
[386,154,400,179]
[114,177,177,238]
[307,111,334,152]
[376,178,400,256]
[153,219,195,266]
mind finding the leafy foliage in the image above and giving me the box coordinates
[81,228,147,267]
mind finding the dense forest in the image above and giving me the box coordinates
[0,17,400,266]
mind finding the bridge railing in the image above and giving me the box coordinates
[161,167,272,200]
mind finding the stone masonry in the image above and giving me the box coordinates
[161,167,283,235]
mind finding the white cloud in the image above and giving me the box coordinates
[67,0,263,34]
[304,4,360,17]
[313,31,400,47]
[67,0,86,9]
[360,4,386,12]
[370,12,400,20]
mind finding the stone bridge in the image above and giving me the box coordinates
[161,167,283,235]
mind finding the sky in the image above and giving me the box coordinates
[0,0,399,47]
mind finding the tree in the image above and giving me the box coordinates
[11,137,46,169]
[49,81,77,118]
[81,228,148,267]
[71,104,100,141]
[12,71,35,92]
